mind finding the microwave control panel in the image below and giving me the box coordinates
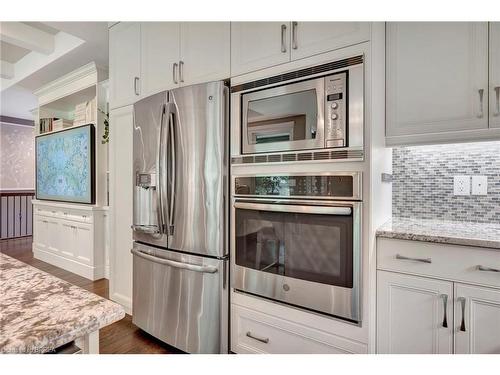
[324,72,347,148]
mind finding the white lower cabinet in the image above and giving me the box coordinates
[231,304,367,354]
[377,271,453,354]
[377,238,500,354]
[455,284,500,354]
[32,201,106,281]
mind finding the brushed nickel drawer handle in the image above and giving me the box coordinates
[246,331,269,344]
[477,265,500,273]
[395,254,432,264]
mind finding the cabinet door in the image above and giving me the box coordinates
[490,22,500,128]
[59,221,76,259]
[231,22,290,76]
[290,22,370,61]
[386,22,489,139]
[377,271,453,354]
[75,222,92,265]
[109,22,141,110]
[33,215,48,250]
[455,284,500,354]
[141,22,180,96]
[180,22,230,86]
[109,106,134,309]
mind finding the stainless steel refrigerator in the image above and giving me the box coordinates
[131,81,229,354]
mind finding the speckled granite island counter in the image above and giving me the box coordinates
[377,218,500,249]
[0,254,125,354]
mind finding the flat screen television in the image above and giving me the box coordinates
[36,124,95,204]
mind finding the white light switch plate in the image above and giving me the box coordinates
[471,176,488,195]
[454,176,470,195]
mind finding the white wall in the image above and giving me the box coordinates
[0,122,35,190]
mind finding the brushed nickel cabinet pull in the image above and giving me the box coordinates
[292,21,298,50]
[477,265,500,273]
[179,61,184,83]
[395,254,432,264]
[440,294,448,328]
[173,63,178,84]
[494,86,500,116]
[478,88,484,118]
[134,77,140,96]
[246,331,269,344]
[280,24,287,53]
[458,297,466,332]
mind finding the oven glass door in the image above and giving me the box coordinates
[241,78,325,154]
[235,202,353,288]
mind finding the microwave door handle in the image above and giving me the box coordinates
[234,201,352,216]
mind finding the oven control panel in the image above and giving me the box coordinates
[324,72,347,148]
[234,173,361,200]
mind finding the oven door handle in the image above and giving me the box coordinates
[233,201,352,215]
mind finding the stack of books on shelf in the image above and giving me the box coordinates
[39,118,55,133]
[53,119,73,131]
[73,97,97,126]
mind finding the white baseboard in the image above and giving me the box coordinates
[33,247,104,281]
[111,292,132,315]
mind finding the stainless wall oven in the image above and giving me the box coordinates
[231,172,362,323]
[231,55,364,163]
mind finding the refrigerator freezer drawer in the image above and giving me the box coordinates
[132,242,228,354]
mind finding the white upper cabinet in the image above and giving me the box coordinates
[490,22,500,128]
[180,22,230,85]
[141,22,180,96]
[377,271,453,354]
[290,22,370,60]
[231,22,291,76]
[454,284,500,354]
[386,22,490,144]
[231,22,370,77]
[109,23,141,110]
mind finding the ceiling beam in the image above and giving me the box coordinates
[0,22,55,55]
[0,60,14,79]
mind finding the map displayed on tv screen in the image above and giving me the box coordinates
[36,125,94,204]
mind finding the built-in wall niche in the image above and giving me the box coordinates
[38,85,98,134]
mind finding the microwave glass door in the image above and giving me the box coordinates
[235,207,353,287]
[242,79,325,154]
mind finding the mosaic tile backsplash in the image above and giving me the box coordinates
[392,141,500,223]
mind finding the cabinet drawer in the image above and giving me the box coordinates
[61,211,92,223]
[231,305,366,354]
[377,238,500,289]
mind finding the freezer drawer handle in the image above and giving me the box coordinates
[131,225,160,234]
[131,248,218,273]
[246,331,269,344]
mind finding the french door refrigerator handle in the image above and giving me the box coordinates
[131,248,218,273]
[155,104,166,235]
[165,103,176,236]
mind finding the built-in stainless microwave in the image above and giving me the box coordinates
[231,55,364,163]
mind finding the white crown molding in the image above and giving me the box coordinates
[34,61,98,97]
[34,61,108,107]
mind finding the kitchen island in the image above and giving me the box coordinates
[0,253,125,354]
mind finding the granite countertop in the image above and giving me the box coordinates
[377,218,500,250]
[0,254,125,354]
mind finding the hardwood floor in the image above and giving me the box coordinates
[0,237,183,354]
